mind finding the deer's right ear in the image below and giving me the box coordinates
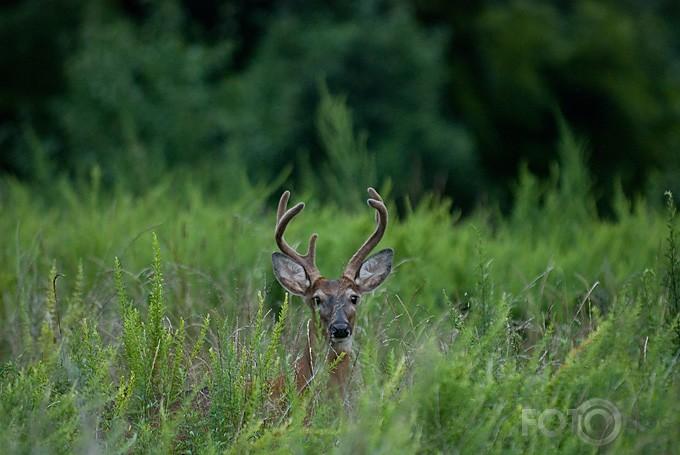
[272,252,311,296]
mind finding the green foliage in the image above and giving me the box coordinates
[55,1,235,191]
[223,4,478,205]
[0,361,82,453]
[0,258,128,453]
[510,121,595,242]
[441,0,680,207]
[116,235,210,423]
[206,293,292,449]
[664,192,680,346]
[4,0,680,211]
[307,82,378,208]
[1,129,680,451]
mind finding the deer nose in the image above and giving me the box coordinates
[330,323,351,339]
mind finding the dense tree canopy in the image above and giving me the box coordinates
[1,0,679,211]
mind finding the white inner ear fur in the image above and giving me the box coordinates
[356,271,370,286]
[284,260,309,287]
[354,249,393,291]
[355,256,385,285]
[357,257,380,284]
[272,253,311,295]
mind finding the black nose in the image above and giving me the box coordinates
[330,323,351,339]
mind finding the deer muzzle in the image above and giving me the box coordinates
[330,322,352,339]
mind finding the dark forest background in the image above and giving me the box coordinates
[2,0,680,212]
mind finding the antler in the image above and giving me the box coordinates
[343,187,388,280]
[275,191,323,284]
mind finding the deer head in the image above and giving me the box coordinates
[271,188,393,391]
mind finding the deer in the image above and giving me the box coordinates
[271,188,393,400]
[145,190,391,442]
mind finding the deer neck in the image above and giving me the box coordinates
[294,312,352,394]
[326,343,351,396]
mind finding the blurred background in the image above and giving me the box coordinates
[2,0,680,213]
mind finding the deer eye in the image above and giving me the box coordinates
[350,295,358,305]
[313,296,322,306]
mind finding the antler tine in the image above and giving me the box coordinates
[277,190,291,223]
[275,191,322,283]
[368,187,383,223]
[343,187,389,280]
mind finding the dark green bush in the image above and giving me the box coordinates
[55,2,233,190]
[224,4,479,207]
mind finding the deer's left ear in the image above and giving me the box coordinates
[354,248,393,293]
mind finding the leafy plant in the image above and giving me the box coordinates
[116,234,209,424]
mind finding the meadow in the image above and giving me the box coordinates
[1,128,679,454]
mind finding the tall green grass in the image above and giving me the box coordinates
[1,121,679,452]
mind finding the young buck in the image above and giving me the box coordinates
[272,188,393,398]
